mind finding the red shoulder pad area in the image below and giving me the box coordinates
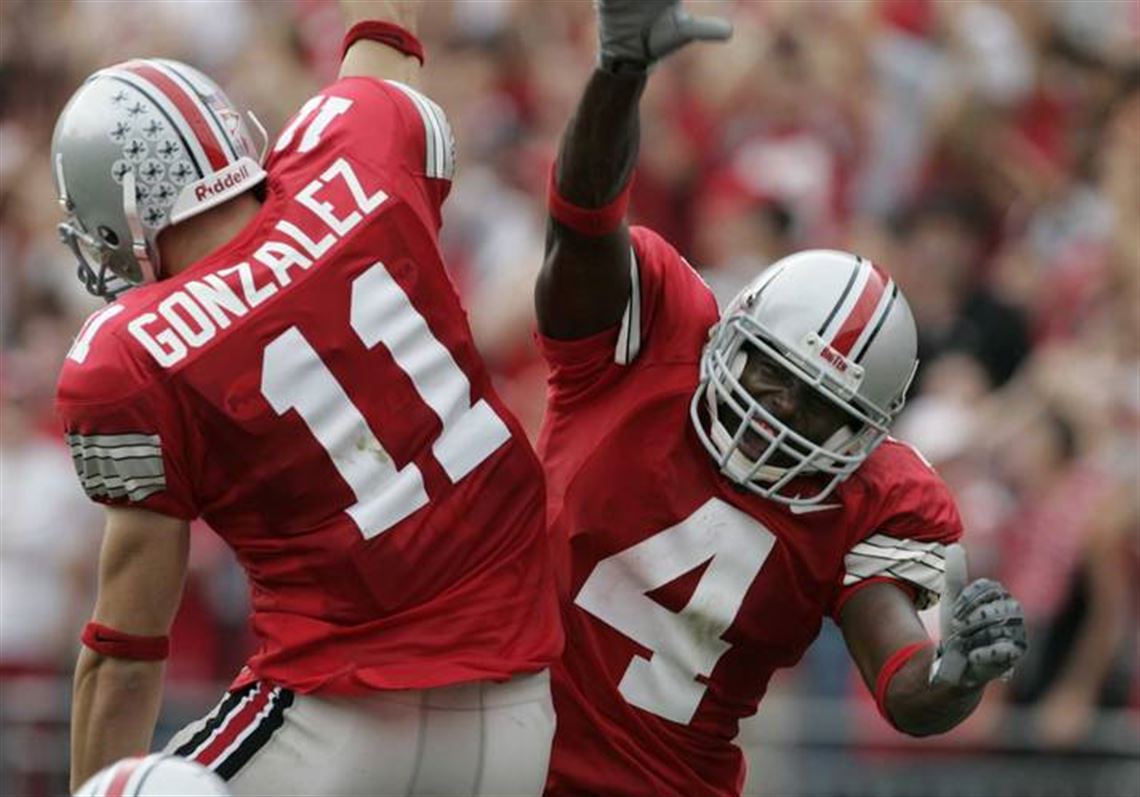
[626,225,718,366]
[266,77,453,227]
[57,296,163,404]
[830,439,963,616]
[56,297,198,519]
[853,439,963,544]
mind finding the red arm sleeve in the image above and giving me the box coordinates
[829,442,964,617]
[537,226,718,404]
[57,368,199,520]
[270,77,454,229]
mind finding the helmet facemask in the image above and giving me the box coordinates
[56,153,152,301]
[691,311,901,506]
[57,218,134,301]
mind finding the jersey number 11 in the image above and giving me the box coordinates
[260,262,511,539]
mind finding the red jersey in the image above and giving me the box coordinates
[57,77,562,694]
[537,227,961,797]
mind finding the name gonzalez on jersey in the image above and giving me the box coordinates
[122,155,387,368]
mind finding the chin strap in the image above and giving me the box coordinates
[121,169,159,284]
[55,153,75,213]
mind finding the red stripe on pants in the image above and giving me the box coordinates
[195,686,273,766]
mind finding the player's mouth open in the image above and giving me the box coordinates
[738,420,797,469]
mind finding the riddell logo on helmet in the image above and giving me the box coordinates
[194,164,250,202]
[819,342,849,373]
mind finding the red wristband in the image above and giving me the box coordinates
[341,20,425,66]
[548,165,633,237]
[82,621,170,661]
[874,640,932,727]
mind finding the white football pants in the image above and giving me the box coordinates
[164,670,554,796]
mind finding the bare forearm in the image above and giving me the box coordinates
[537,68,646,338]
[554,68,647,208]
[70,648,165,791]
[886,646,983,736]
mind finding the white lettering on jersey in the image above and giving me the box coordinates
[274,95,352,155]
[68,305,125,364]
[295,157,387,237]
[128,313,187,368]
[261,260,511,538]
[125,157,389,368]
[297,179,360,237]
[219,262,278,309]
[253,240,312,288]
[262,323,429,537]
[276,219,334,260]
[574,498,777,725]
[299,97,353,154]
[159,292,216,347]
[184,275,249,329]
[273,95,323,154]
[325,157,389,214]
[350,263,510,482]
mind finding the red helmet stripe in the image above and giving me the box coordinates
[151,61,240,162]
[829,262,888,356]
[123,63,228,171]
[105,757,145,797]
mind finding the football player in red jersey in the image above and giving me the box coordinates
[536,2,1028,796]
[55,2,561,793]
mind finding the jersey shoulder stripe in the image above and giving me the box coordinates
[614,246,641,365]
[843,532,947,609]
[383,80,455,181]
[67,432,166,502]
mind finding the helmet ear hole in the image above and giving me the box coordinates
[97,226,120,247]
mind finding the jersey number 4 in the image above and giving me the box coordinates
[574,498,776,725]
[260,262,510,539]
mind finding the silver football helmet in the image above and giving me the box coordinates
[75,754,230,796]
[691,250,918,506]
[51,58,268,299]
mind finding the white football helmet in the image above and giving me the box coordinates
[51,58,268,299]
[74,754,230,796]
[691,250,918,506]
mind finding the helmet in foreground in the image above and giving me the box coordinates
[74,754,230,796]
[691,250,918,506]
[51,58,267,300]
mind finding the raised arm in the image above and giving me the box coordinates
[70,507,189,791]
[338,0,421,87]
[839,545,1027,736]
[536,0,731,340]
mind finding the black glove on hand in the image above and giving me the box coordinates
[931,544,1028,689]
[596,0,732,73]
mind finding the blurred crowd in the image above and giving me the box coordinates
[1,0,1138,789]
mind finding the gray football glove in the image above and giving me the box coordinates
[930,544,1028,689]
[596,0,733,73]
